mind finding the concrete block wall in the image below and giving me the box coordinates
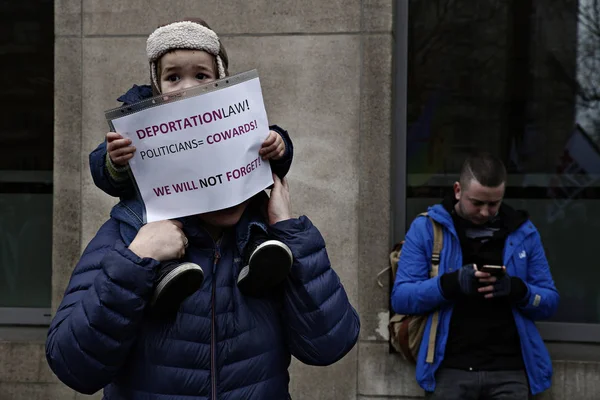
[49,0,391,399]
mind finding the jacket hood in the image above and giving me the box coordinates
[440,194,528,233]
[117,84,154,106]
[426,194,530,236]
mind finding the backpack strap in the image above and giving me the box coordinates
[418,212,443,364]
[426,311,440,363]
[429,217,443,278]
[417,212,443,277]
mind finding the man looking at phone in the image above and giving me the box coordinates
[392,151,559,399]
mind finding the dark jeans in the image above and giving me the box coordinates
[425,368,529,400]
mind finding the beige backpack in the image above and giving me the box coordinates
[377,213,443,364]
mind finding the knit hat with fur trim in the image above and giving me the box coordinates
[147,20,227,93]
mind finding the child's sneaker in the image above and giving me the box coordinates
[237,231,293,297]
[150,261,204,315]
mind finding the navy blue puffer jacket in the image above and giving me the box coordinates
[46,198,360,399]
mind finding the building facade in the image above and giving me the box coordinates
[1,1,599,399]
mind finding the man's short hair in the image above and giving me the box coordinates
[459,151,507,188]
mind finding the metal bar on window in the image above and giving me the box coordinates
[537,322,600,343]
[391,0,409,245]
[0,170,53,184]
[0,308,51,326]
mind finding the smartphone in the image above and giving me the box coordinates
[479,265,505,276]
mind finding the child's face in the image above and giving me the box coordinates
[197,200,250,229]
[159,49,217,94]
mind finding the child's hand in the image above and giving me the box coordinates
[259,130,286,161]
[106,132,136,166]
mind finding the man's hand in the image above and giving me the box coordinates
[128,220,187,261]
[457,263,479,296]
[477,266,509,299]
[259,130,286,161]
[107,132,136,166]
[268,174,292,225]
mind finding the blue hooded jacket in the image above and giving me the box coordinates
[391,203,559,395]
[45,190,360,399]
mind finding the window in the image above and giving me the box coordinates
[0,0,54,325]
[394,0,600,342]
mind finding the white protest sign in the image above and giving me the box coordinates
[106,70,273,223]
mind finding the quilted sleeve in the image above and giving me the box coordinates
[89,140,136,198]
[269,216,360,366]
[45,219,159,394]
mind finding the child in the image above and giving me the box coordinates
[89,18,294,314]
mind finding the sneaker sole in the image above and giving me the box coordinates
[248,240,293,266]
[238,240,293,295]
[151,263,204,307]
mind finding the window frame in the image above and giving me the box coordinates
[392,0,600,345]
[0,2,54,326]
[0,172,53,326]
